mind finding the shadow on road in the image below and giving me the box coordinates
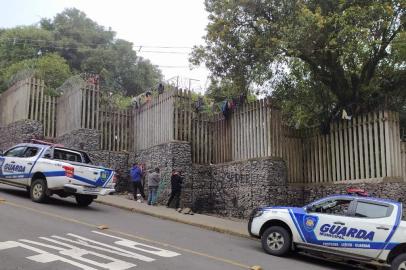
[243,237,369,270]
[0,185,103,212]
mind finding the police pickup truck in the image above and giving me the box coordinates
[249,194,406,269]
[0,142,116,206]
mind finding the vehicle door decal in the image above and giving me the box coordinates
[288,208,399,250]
[288,209,306,242]
[383,204,402,250]
[101,170,114,187]
[27,148,45,175]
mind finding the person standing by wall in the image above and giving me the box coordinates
[166,169,183,211]
[130,163,146,202]
[147,167,160,205]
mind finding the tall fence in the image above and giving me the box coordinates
[28,78,57,138]
[302,111,403,183]
[0,78,56,138]
[57,81,133,152]
[99,106,133,152]
[133,90,175,151]
[1,78,404,183]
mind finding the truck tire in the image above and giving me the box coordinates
[30,179,48,203]
[391,253,406,270]
[75,195,94,207]
[261,226,291,256]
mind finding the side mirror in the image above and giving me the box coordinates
[306,205,315,213]
[44,153,51,159]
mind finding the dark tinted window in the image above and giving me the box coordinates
[355,201,390,218]
[309,199,352,216]
[81,152,92,164]
[4,147,26,157]
[54,149,82,163]
[23,147,39,157]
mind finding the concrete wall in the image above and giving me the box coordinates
[0,120,43,151]
[56,86,83,137]
[0,79,30,126]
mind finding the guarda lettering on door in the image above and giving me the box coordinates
[3,163,26,173]
[319,224,375,241]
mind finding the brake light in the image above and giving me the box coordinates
[63,166,74,178]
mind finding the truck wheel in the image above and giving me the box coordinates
[75,195,94,207]
[261,226,291,256]
[30,179,48,203]
[391,253,406,270]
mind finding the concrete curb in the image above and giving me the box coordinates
[95,199,252,240]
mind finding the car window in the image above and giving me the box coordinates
[355,201,390,218]
[22,147,39,158]
[4,147,26,157]
[54,149,82,163]
[309,199,352,216]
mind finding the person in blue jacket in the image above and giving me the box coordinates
[130,163,146,201]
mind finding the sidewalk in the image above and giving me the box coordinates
[95,195,250,238]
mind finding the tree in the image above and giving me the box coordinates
[191,0,406,127]
[1,53,72,92]
[0,8,163,96]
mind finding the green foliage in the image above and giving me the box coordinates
[192,0,406,127]
[0,8,162,96]
[1,53,72,92]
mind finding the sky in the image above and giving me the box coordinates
[0,0,210,92]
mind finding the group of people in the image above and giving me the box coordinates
[129,163,183,210]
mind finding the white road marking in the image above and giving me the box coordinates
[21,238,136,270]
[0,240,98,270]
[1,231,182,270]
[54,234,155,262]
[92,231,181,258]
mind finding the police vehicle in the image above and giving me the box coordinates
[248,192,406,269]
[0,141,116,206]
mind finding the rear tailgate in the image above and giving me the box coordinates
[65,161,115,188]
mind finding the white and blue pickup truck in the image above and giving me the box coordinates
[0,142,116,206]
[249,194,406,269]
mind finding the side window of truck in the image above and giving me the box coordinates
[4,146,26,157]
[54,149,83,163]
[22,147,39,158]
[309,199,352,216]
[354,201,391,218]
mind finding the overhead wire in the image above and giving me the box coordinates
[0,36,405,55]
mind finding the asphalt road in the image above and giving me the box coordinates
[0,184,354,270]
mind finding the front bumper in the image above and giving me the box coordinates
[64,184,115,196]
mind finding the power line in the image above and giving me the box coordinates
[0,37,194,50]
[0,36,405,57]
